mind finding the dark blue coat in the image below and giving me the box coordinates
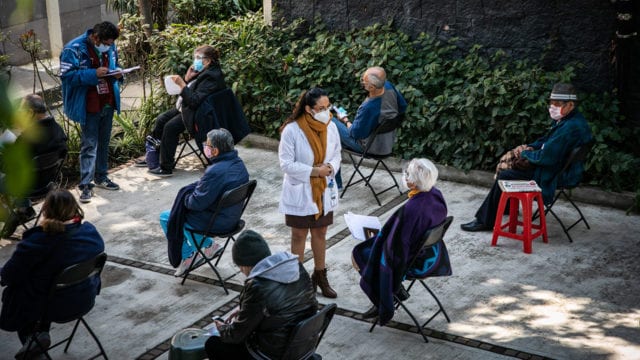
[0,221,105,331]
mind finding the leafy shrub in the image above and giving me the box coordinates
[142,15,639,200]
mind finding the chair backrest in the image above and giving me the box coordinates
[405,216,454,279]
[31,149,67,197]
[279,303,337,360]
[361,113,404,156]
[553,139,595,188]
[204,179,257,233]
[51,252,107,295]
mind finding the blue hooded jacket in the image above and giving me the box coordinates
[59,29,121,125]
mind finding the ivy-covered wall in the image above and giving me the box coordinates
[272,0,616,94]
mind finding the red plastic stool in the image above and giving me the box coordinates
[491,188,548,254]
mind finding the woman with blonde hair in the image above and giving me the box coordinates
[278,87,342,298]
[0,189,105,359]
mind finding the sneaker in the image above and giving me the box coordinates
[133,159,148,167]
[202,242,222,259]
[148,167,173,177]
[95,178,120,190]
[174,255,194,277]
[15,331,50,359]
[79,187,93,203]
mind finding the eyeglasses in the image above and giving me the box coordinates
[194,55,207,60]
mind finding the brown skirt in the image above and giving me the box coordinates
[285,212,333,228]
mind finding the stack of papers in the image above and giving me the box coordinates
[498,180,542,192]
[344,212,382,240]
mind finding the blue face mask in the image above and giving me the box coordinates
[193,58,204,72]
[96,44,110,53]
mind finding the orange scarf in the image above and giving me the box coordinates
[408,189,421,198]
[297,113,328,219]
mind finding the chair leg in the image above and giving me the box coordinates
[63,318,82,353]
[341,153,367,199]
[395,299,429,343]
[419,280,451,325]
[378,159,401,196]
[80,317,109,360]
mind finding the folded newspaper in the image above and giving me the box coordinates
[344,212,382,240]
[498,180,542,192]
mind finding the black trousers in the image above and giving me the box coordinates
[205,336,252,360]
[475,168,535,227]
[151,108,185,171]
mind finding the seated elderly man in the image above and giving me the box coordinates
[461,83,593,232]
[205,230,318,359]
[352,158,448,324]
[332,66,407,188]
[160,128,249,276]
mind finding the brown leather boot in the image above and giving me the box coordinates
[312,268,337,298]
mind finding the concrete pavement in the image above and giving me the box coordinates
[1,63,639,359]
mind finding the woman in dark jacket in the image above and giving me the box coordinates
[206,230,318,359]
[145,45,227,176]
[0,189,105,358]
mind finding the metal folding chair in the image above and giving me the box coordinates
[180,180,257,294]
[20,253,108,360]
[340,114,403,206]
[370,216,454,343]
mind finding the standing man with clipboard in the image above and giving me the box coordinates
[60,21,122,203]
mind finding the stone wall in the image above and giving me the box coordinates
[272,0,617,93]
[0,0,118,65]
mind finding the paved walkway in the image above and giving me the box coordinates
[1,64,639,359]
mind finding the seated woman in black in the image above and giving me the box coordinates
[144,45,226,177]
[0,189,105,359]
[352,158,448,324]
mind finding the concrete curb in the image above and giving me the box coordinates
[240,133,636,212]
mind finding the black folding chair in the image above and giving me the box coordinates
[174,131,209,169]
[536,140,594,242]
[180,180,257,294]
[340,114,403,206]
[2,149,66,235]
[21,252,108,360]
[248,303,337,360]
[370,216,454,343]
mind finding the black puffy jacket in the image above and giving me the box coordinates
[218,253,318,358]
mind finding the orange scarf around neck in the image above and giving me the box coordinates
[297,113,328,219]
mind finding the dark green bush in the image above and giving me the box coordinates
[143,15,639,197]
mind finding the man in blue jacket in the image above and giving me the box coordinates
[160,128,249,276]
[461,83,593,232]
[332,66,407,187]
[60,21,122,203]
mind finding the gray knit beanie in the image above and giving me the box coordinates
[232,230,271,266]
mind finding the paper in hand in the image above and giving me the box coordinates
[106,65,140,76]
[164,75,181,95]
[344,212,382,240]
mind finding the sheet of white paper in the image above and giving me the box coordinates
[344,212,382,241]
[106,65,140,76]
[164,75,181,95]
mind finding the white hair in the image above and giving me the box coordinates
[405,158,438,192]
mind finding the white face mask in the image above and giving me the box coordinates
[96,44,110,53]
[312,109,331,124]
[548,105,563,120]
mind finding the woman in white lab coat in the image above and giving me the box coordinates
[278,87,341,298]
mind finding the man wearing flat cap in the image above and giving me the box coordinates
[205,230,318,359]
[461,83,593,232]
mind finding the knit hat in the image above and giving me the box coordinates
[549,83,578,101]
[232,230,271,267]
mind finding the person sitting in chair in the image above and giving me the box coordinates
[331,66,407,188]
[0,94,68,238]
[352,158,447,324]
[160,128,249,276]
[0,189,105,359]
[140,45,227,177]
[460,83,593,232]
[205,230,318,359]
